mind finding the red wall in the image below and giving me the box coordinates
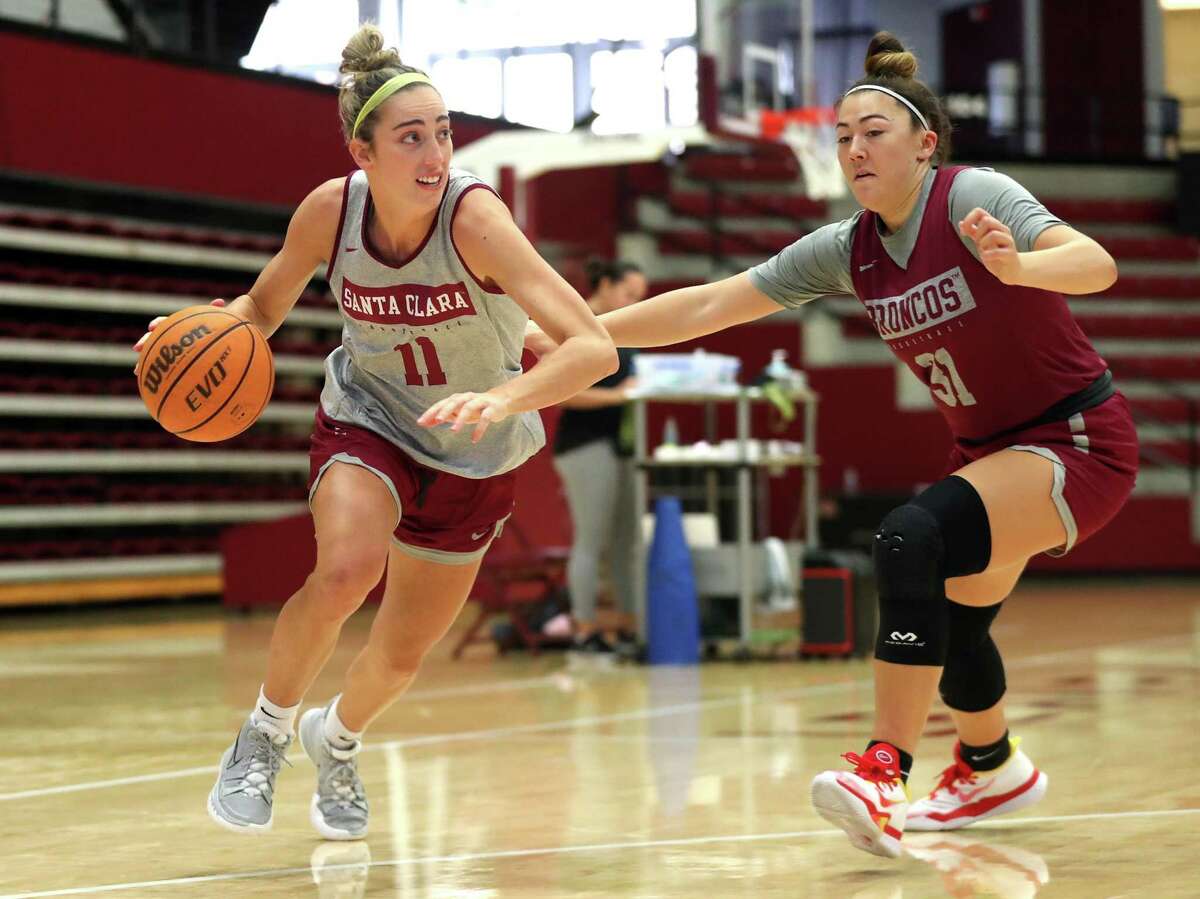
[0,27,499,207]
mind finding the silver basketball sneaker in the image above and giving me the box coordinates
[207,716,292,832]
[298,705,369,840]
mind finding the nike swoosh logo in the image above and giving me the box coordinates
[858,262,876,271]
[345,247,359,253]
[471,528,491,541]
[226,733,244,768]
[968,747,1003,763]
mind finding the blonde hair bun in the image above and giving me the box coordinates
[864,31,919,80]
[339,23,403,77]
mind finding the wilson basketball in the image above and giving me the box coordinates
[137,305,274,443]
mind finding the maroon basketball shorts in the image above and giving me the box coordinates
[307,407,516,565]
[944,393,1138,557]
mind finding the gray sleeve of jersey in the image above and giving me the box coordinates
[746,216,858,309]
[949,168,1066,256]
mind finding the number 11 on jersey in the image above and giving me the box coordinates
[394,337,447,387]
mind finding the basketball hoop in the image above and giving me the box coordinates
[763,107,845,201]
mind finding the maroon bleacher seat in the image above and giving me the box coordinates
[1140,439,1197,465]
[0,207,283,254]
[1044,198,1174,225]
[1104,275,1200,299]
[1095,235,1199,262]
[1126,397,1195,422]
[657,229,802,257]
[683,150,800,183]
[668,190,828,221]
[1109,356,1200,381]
[1073,315,1200,339]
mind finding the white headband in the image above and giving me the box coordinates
[843,85,929,132]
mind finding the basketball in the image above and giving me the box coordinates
[137,305,274,443]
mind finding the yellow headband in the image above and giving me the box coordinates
[352,72,436,139]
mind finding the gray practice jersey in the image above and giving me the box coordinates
[320,169,545,478]
[749,166,1066,308]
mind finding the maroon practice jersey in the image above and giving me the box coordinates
[849,165,1108,441]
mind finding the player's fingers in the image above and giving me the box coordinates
[132,317,168,355]
[133,316,168,350]
[433,393,474,425]
[980,249,1011,271]
[977,214,1011,238]
[451,397,489,431]
[958,207,987,235]
[471,416,492,443]
[418,396,459,426]
[978,230,1013,253]
[969,218,1006,244]
[980,234,1010,251]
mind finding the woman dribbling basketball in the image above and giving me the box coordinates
[135,24,615,840]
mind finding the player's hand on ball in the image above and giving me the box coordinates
[959,208,1022,285]
[419,392,512,443]
[133,298,227,374]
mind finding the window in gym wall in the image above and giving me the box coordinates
[242,0,696,134]
[503,53,575,133]
[591,49,667,135]
[431,57,504,120]
[241,0,358,82]
[665,45,699,128]
[400,0,694,54]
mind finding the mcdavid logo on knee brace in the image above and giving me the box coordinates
[887,631,924,645]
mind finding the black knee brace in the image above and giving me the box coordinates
[940,601,1007,711]
[874,476,992,666]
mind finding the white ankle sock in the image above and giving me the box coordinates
[250,686,300,737]
[323,695,363,751]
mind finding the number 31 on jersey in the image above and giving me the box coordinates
[915,347,976,407]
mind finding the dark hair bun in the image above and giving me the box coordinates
[864,31,918,80]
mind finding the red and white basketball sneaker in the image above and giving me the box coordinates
[906,737,1047,831]
[811,743,910,858]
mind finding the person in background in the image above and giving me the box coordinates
[552,259,648,662]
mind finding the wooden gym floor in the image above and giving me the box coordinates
[0,577,1197,898]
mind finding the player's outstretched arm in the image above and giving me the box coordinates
[133,178,341,362]
[525,272,782,356]
[959,209,1118,295]
[225,178,344,337]
[598,272,781,347]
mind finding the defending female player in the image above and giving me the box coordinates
[528,31,1137,858]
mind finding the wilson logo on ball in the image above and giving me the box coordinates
[140,324,213,395]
